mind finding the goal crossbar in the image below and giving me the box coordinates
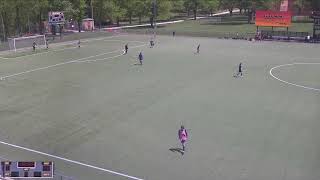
[8,35,46,52]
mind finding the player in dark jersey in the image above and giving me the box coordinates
[237,63,243,77]
[45,39,49,49]
[32,41,37,51]
[78,40,81,48]
[124,44,128,54]
[196,44,200,54]
[138,52,143,65]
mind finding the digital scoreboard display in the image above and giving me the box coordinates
[17,162,36,168]
[0,161,54,178]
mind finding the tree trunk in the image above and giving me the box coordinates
[129,14,132,24]
[139,16,141,24]
[187,9,190,17]
[116,17,120,26]
[39,11,43,34]
[99,13,102,29]
[248,10,252,24]
[193,9,197,20]
[0,12,5,41]
[240,8,242,14]
[150,17,154,28]
[16,6,21,36]
[229,9,233,16]
[59,24,62,39]
[27,15,31,34]
[78,21,81,32]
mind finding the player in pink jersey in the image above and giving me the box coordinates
[178,126,188,153]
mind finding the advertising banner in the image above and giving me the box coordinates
[256,10,292,27]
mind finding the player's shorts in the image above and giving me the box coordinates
[180,139,187,144]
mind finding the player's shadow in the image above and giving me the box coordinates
[133,63,143,66]
[169,148,184,155]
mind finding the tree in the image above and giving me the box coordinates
[124,0,138,24]
[219,0,238,16]
[135,0,149,24]
[113,0,127,26]
[171,0,184,12]
[238,0,251,14]
[185,0,205,20]
[70,0,87,32]
[0,0,14,40]
[157,0,172,20]
[32,0,49,34]
[294,0,310,15]
[93,0,110,29]
[309,0,320,11]
[204,0,219,16]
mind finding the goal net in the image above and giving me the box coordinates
[8,35,46,52]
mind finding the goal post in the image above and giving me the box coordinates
[8,35,46,52]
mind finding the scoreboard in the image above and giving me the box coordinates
[0,161,54,178]
[48,12,65,25]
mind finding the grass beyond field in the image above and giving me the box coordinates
[127,18,313,38]
[0,34,319,180]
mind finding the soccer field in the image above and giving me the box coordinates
[0,33,319,180]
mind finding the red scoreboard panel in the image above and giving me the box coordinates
[0,161,54,178]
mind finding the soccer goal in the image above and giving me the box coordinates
[8,35,46,52]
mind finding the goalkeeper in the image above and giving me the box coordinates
[32,41,37,51]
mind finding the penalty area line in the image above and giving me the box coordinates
[0,42,147,80]
[269,62,320,92]
[0,140,144,180]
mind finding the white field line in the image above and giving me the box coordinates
[103,39,147,44]
[77,44,146,63]
[0,60,77,80]
[193,9,240,19]
[0,34,128,60]
[0,56,10,59]
[0,43,147,80]
[0,140,144,180]
[269,62,320,92]
[0,34,127,55]
[0,46,83,60]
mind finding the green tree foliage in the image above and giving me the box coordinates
[124,0,138,24]
[69,0,87,32]
[0,0,15,40]
[294,0,310,15]
[184,0,206,20]
[135,0,149,24]
[31,0,49,34]
[171,0,185,12]
[204,0,219,16]
[219,0,238,15]
[1,0,316,41]
[157,0,173,20]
